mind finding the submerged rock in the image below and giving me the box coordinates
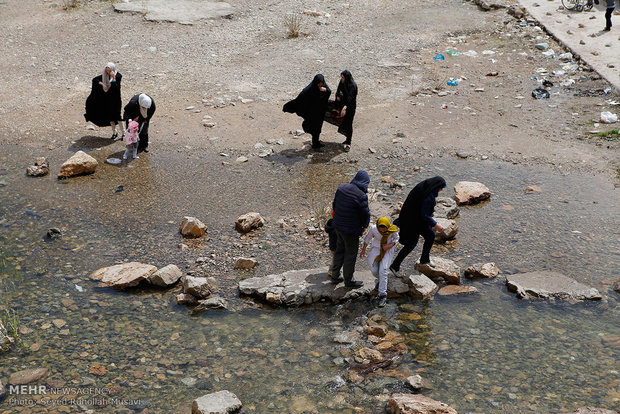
[405,374,432,392]
[90,262,157,289]
[387,393,457,414]
[434,196,459,219]
[437,285,478,296]
[505,271,602,301]
[148,264,182,287]
[454,181,491,205]
[58,150,98,178]
[45,227,62,240]
[235,212,265,233]
[465,262,500,279]
[175,293,199,306]
[180,216,207,238]
[196,296,228,310]
[9,368,49,385]
[414,257,461,285]
[26,157,49,177]
[560,408,619,414]
[0,379,6,401]
[192,390,242,414]
[612,279,620,294]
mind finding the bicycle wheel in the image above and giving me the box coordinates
[562,0,578,10]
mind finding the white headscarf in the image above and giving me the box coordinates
[138,94,152,118]
[101,62,116,92]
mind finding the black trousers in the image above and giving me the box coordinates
[137,121,150,152]
[332,230,360,283]
[391,226,435,271]
[605,7,614,29]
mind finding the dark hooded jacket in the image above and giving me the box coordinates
[84,72,122,127]
[396,176,446,244]
[123,94,156,124]
[283,74,331,136]
[332,170,371,236]
[336,70,357,138]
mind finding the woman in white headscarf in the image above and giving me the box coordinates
[123,93,156,153]
[84,62,124,139]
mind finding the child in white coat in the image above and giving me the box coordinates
[360,217,399,307]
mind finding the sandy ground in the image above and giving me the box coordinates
[0,0,618,181]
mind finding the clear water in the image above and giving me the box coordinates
[0,146,618,413]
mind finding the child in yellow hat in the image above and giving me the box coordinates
[360,217,399,307]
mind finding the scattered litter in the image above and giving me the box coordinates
[482,50,496,55]
[75,284,84,292]
[600,111,618,124]
[560,79,576,87]
[604,88,612,95]
[447,78,458,86]
[115,185,124,193]
[486,72,499,76]
[446,49,460,56]
[535,43,549,50]
[532,88,550,99]
[106,158,122,165]
[433,53,445,60]
[542,80,554,87]
[463,50,478,57]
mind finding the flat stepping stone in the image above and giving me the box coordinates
[114,0,233,25]
[506,271,602,301]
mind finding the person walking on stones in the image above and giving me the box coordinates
[335,70,357,152]
[123,93,155,153]
[603,0,616,31]
[330,170,371,288]
[84,62,125,139]
[390,176,446,275]
[283,74,331,151]
[360,217,399,307]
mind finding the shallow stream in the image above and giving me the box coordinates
[0,145,618,413]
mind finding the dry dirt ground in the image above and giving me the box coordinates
[0,0,618,181]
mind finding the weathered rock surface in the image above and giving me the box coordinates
[465,262,500,279]
[235,212,265,233]
[90,262,157,289]
[26,157,49,177]
[191,390,242,414]
[180,216,207,238]
[406,274,438,299]
[454,181,491,205]
[356,347,383,361]
[387,393,457,414]
[9,368,49,385]
[414,257,461,285]
[182,275,212,298]
[233,257,258,270]
[506,271,602,301]
[58,151,98,178]
[437,285,478,296]
[405,374,432,392]
[175,293,199,306]
[559,408,619,414]
[434,218,458,242]
[434,197,459,219]
[115,0,234,25]
[525,184,542,193]
[612,279,620,294]
[196,296,228,310]
[0,379,6,401]
[239,268,375,305]
[148,264,182,287]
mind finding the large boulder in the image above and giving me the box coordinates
[434,197,459,219]
[148,264,182,287]
[406,274,438,299]
[58,151,98,178]
[235,212,265,233]
[465,262,500,279]
[9,368,49,385]
[182,275,212,299]
[234,257,258,270]
[506,271,602,301]
[454,181,491,205]
[414,257,461,285]
[192,390,242,414]
[26,157,49,177]
[387,393,457,414]
[90,262,157,289]
[180,216,207,238]
[434,218,458,242]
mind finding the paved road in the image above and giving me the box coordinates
[519,0,620,90]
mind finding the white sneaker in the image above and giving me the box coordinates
[122,154,127,160]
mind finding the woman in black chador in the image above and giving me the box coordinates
[335,70,357,151]
[390,176,447,275]
[283,74,331,151]
[84,62,124,139]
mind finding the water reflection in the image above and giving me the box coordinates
[0,148,618,413]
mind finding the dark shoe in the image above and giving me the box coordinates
[316,141,325,147]
[344,280,363,288]
[343,144,351,152]
[330,275,344,284]
[143,147,149,153]
[389,266,400,277]
[377,295,387,307]
[603,27,611,31]
[594,0,599,4]
[311,145,323,152]
[111,133,118,140]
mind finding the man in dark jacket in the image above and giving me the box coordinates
[123,93,156,153]
[330,170,371,287]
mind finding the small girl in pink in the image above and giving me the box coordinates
[123,119,139,160]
